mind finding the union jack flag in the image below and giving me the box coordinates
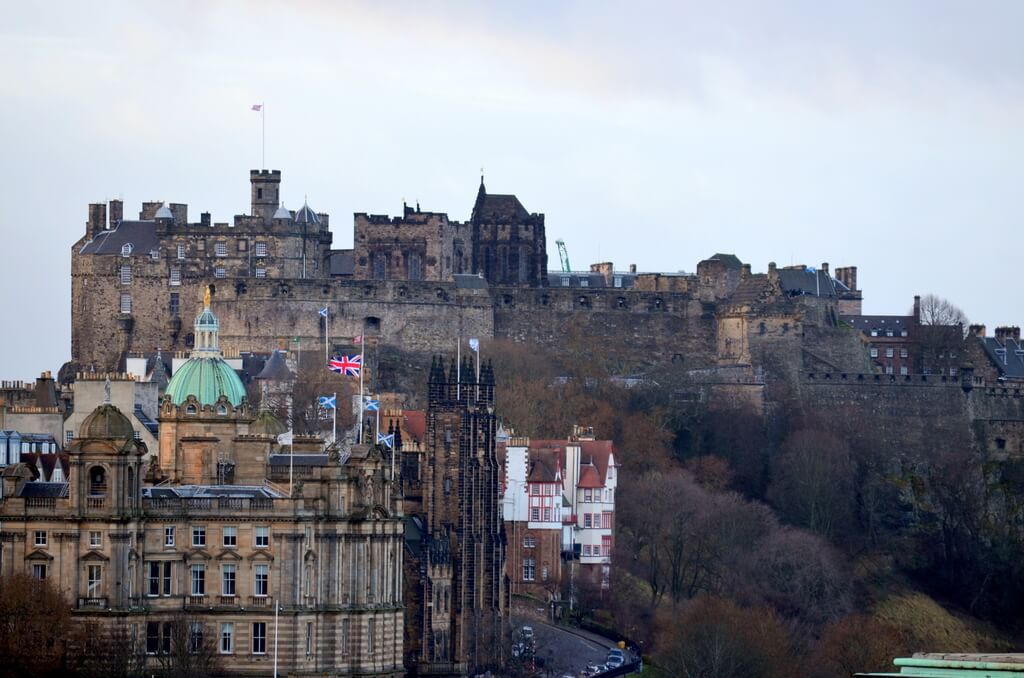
[328,354,361,376]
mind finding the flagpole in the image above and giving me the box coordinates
[325,308,329,366]
[332,391,337,446]
[262,102,266,169]
[273,599,279,677]
[358,334,365,444]
[457,336,461,400]
[289,436,293,497]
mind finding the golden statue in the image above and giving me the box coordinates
[203,285,212,309]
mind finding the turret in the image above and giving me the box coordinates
[250,170,282,222]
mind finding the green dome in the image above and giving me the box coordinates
[165,357,246,407]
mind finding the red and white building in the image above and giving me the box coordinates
[500,426,618,600]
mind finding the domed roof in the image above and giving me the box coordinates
[165,358,246,407]
[249,409,287,436]
[273,203,292,221]
[80,403,135,439]
[294,201,320,225]
[155,203,173,220]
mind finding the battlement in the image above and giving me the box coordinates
[804,372,965,387]
[0,381,32,390]
[74,371,138,382]
[250,169,281,180]
[8,406,61,414]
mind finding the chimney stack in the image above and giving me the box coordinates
[821,262,829,275]
[87,203,107,236]
[969,324,986,337]
[108,199,123,228]
[995,326,1021,342]
[741,263,751,279]
[913,295,921,323]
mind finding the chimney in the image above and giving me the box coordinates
[768,261,778,282]
[741,263,751,279]
[629,264,637,274]
[108,199,123,228]
[201,212,211,228]
[913,295,921,323]
[87,203,107,236]
[995,326,1020,341]
[969,324,986,337]
[821,262,829,275]
[140,202,162,220]
[169,203,188,226]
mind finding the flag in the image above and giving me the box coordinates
[469,338,480,353]
[364,398,380,411]
[377,432,395,449]
[352,335,363,344]
[276,431,293,446]
[319,307,329,318]
[806,266,817,274]
[318,395,336,409]
[328,354,362,377]
[251,104,263,112]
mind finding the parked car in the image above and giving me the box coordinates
[521,625,535,641]
[606,649,626,668]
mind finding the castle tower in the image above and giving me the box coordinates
[250,169,281,222]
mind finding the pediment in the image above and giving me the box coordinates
[186,548,212,561]
[26,549,53,561]
[247,551,274,562]
[81,550,110,562]
[215,549,243,561]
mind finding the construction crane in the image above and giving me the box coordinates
[556,238,572,273]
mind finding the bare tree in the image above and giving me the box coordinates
[154,614,223,678]
[915,294,967,327]
[0,573,71,675]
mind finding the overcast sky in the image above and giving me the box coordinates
[2,1,1022,379]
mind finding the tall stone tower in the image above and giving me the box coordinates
[403,356,508,675]
[470,178,547,286]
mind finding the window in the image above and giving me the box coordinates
[220,622,234,654]
[523,558,536,581]
[223,526,237,548]
[215,267,226,278]
[215,242,227,257]
[189,622,204,654]
[602,511,613,528]
[885,365,894,375]
[949,367,958,377]
[341,619,350,656]
[191,564,206,596]
[160,561,172,593]
[192,526,206,547]
[373,254,387,280]
[407,253,422,281]
[306,622,313,656]
[254,242,267,257]
[614,275,623,288]
[583,544,591,556]
[561,276,570,287]
[162,623,172,654]
[237,239,247,252]
[530,507,540,521]
[255,526,269,548]
[254,564,269,597]
[147,622,160,655]
[869,347,879,358]
[147,562,161,596]
[170,267,181,286]
[542,566,549,580]
[165,526,175,547]
[580,278,589,287]
[32,564,46,580]
[886,348,894,358]
[34,530,47,547]
[176,243,186,259]
[255,268,266,278]
[900,348,909,358]
[252,622,267,655]
[368,619,375,655]
[121,243,133,257]
[222,564,236,597]
[900,366,909,376]
[523,535,536,548]
[65,430,73,444]
[120,265,132,285]
[150,248,160,261]
[584,488,592,502]
[584,514,592,528]
[543,508,552,521]
[87,565,102,595]
[89,531,102,548]
[886,329,894,337]
[120,293,132,314]
[870,329,878,337]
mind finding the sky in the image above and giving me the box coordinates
[1,1,1022,379]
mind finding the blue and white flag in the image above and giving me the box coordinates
[469,338,480,353]
[318,395,336,409]
[806,266,817,274]
[319,306,329,318]
[364,398,380,412]
[377,432,394,449]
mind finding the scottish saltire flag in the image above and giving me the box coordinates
[469,338,480,353]
[318,395,336,409]
[276,431,293,445]
[377,432,395,449]
[328,354,362,376]
[251,104,263,112]
[319,307,329,318]
[364,398,380,411]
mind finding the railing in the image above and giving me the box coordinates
[78,597,108,609]
[184,595,207,608]
[86,496,105,509]
[145,496,276,514]
[248,596,272,608]
[218,497,243,510]
[218,595,238,606]
[26,497,56,508]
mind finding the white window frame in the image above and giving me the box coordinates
[176,243,186,260]
[255,267,267,278]
[170,267,182,286]
[121,243,133,257]
[89,531,102,548]
[254,242,267,258]
[215,267,226,278]
[119,293,132,314]
[192,526,206,547]
[523,558,536,581]
[220,622,234,655]
[222,564,236,597]
[223,526,237,548]
[164,526,175,547]
[254,564,269,597]
[87,565,102,595]
[190,564,205,596]
[869,347,878,358]
[120,265,132,285]
[255,526,269,548]
[214,242,227,257]
[252,622,267,655]
[34,530,47,547]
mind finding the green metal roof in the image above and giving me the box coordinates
[165,356,246,407]
[858,655,1024,677]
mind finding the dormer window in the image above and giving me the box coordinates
[185,404,197,415]
[217,405,228,416]
[121,243,133,257]
[150,249,160,261]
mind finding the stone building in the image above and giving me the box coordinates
[401,356,508,676]
[1,299,405,676]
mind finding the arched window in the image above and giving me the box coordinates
[186,405,197,415]
[217,405,228,416]
[89,467,107,496]
[121,243,133,257]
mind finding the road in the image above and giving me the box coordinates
[512,616,615,677]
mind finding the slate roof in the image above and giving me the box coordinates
[19,453,69,481]
[842,315,914,336]
[268,454,329,466]
[777,268,839,298]
[80,221,160,255]
[255,350,293,381]
[143,485,281,499]
[979,337,1024,380]
[475,193,530,222]
[18,482,69,498]
[527,454,559,483]
[134,405,159,436]
[709,253,742,269]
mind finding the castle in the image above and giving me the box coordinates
[69,169,866,385]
